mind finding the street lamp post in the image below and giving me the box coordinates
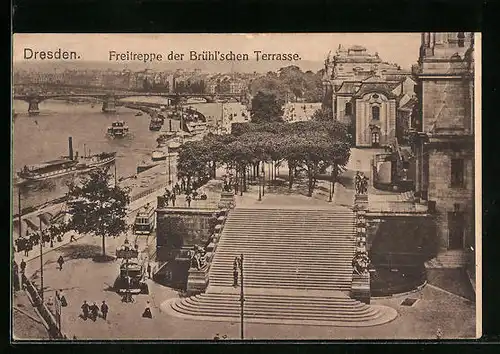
[18,188,22,248]
[262,163,265,197]
[234,254,244,340]
[258,174,262,201]
[55,290,62,334]
[240,166,243,197]
[114,161,117,187]
[329,168,333,202]
[167,146,172,185]
[38,217,44,302]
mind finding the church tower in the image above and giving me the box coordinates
[412,32,475,254]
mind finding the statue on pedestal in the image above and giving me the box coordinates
[355,172,368,195]
[352,251,370,275]
[190,245,207,270]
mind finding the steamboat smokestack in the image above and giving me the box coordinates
[68,137,74,160]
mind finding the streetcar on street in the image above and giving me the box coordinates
[132,203,156,235]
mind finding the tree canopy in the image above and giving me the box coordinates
[250,92,284,124]
[65,168,130,258]
[177,110,352,197]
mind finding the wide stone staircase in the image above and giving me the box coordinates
[165,207,397,326]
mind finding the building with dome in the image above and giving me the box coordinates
[322,45,415,148]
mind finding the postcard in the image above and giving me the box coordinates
[11,33,481,341]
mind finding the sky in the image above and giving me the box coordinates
[13,33,422,69]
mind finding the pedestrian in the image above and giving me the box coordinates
[81,300,90,320]
[147,263,152,279]
[142,301,152,318]
[171,193,176,207]
[90,302,99,321]
[20,259,26,275]
[233,260,239,287]
[436,328,443,340]
[57,255,65,271]
[70,233,77,242]
[213,333,220,340]
[59,289,68,307]
[100,300,109,320]
[24,240,31,257]
[186,194,192,207]
[50,237,54,248]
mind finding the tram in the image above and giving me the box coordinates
[133,203,156,235]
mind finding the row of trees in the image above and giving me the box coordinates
[177,104,350,197]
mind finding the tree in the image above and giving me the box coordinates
[176,141,212,188]
[311,107,333,121]
[250,92,284,124]
[65,169,130,259]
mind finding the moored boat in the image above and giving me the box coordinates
[149,117,163,131]
[137,160,160,174]
[151,149,167,161]
[17,137,116,182]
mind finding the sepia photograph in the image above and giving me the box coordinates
[11,33,480,341]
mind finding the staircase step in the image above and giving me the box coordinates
[183,207,364,323]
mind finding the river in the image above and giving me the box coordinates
[12,98,248,213]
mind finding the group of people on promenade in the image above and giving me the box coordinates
[81,300,109,321]
[14,228,76,257]
[162,177,208,208]
[80,299,153,321]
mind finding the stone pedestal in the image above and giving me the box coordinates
[351,273,371,304]
[206,242,216,253]
[186,265,210,296]
[354,194,369,210]
[218,191,235,209]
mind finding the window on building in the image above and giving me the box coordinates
[451,159,465,187]
[372,106,380,120]
[345,102,352,115]
[457,32,465,47]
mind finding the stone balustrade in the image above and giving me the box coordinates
[186,208,229,295]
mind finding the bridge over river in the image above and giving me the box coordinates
[13,90,249,115]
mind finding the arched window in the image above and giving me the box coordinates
[345,102,352,115]
[457,32,465,47]
[372,106,380,120]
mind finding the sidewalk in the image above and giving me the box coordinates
[14,184,167,269]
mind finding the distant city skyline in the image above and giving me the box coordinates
[13,33,421,70]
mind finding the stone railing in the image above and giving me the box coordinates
[351,192,371,304]
[186,208,229,295]
[21,275,65,339]
[130,184,167,203]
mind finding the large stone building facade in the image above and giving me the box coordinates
[410,32,475,252]
[322,45,415,147]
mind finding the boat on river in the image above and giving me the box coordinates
[137,160,160,174]
[17,137,116,182]
[151,149,167,161]
[149,117,163,131]
[107,120,129,138]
